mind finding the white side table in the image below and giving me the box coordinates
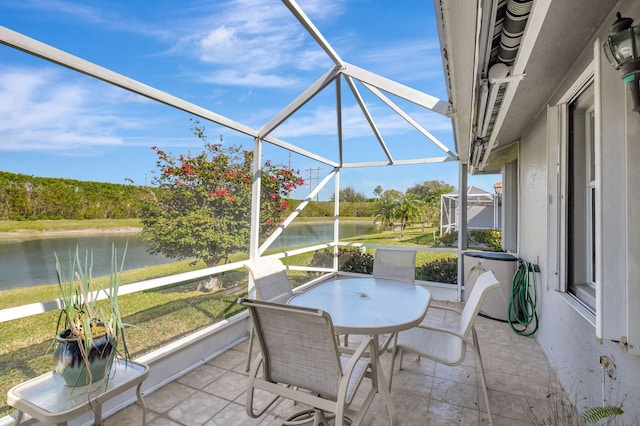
[7,359,148,425]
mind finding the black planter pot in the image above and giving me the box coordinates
[53,328,115,387]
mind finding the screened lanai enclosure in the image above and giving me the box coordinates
[0,0,482,422]
[440,185,501,234]
[0,0,462,262]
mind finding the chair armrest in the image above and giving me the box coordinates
[427,301,463,315]
[338,335,375,405]
[414,323,467,342]
[341,335,374,379]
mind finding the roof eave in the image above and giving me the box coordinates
[434,0,481,167]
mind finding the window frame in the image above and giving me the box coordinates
[550,60,600,324]
[566,90,596,311]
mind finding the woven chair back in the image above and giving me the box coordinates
[243,299,344,399]
[245,258,293,304]
[373,248,417,284]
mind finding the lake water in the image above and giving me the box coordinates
[0,221,377,290]
[271,221,377,249]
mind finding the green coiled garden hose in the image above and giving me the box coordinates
[508,260,538,336]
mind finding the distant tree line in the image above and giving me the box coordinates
[0,169,455,226]
[0,171,147,220]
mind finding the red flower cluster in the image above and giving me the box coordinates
[181,163,195,175]
[209,189,229,197]
[150,143,304,234]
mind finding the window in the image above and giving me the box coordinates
[566,81,596,311]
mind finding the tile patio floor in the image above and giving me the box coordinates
[105,302,563,425]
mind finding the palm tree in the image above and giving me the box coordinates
[373,197,398,231]
[373,185,383,201]
[394,193,424,238]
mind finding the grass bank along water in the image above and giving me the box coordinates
[0,218,141,236]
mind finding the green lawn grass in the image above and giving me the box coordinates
[0,218,141,233]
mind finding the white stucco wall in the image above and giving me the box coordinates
[515,1,640,420]
[518,1,640,424]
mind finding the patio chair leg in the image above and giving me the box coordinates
[388,333,400,391]
[315,410,330,426]
[472,328,493,425]
[245,325,254,373]
[284,408,319,425]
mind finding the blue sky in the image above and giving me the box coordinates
[0,0,499,200]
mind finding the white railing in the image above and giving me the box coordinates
[1,241,460,323]
[0,241,460,425]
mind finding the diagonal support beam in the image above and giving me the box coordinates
[344,75,394,164]
[281,0,344,66]
[0,26,259,138]
[259,168,338,254]
[344,76,394,164]
[361,81,458,161]
[343,62,453,117]
[258,66,340,138]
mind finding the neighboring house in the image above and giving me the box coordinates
[437,0,640,419]
[440,185,501,234]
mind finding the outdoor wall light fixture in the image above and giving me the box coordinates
[603,12,640,114]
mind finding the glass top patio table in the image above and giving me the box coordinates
[288,276,431,425]
[288,276,431,335]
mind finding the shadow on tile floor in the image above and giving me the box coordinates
[105,306,563,425]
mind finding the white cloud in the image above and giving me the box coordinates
[168,0,340,88]
[1,0,103,23]
[199,69,301,89]
[0,66,149,152]
[272,102,451,141]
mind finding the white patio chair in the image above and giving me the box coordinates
[244,257,293,372]
[239,298,379,426]
[390,270,501,424]
[367,248,417,352]
[373,248,417,284]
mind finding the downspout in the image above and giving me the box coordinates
[458,163,468,302]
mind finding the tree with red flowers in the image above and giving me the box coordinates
[140,121,303,289]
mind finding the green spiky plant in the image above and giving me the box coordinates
[53,243,131,386]
[582,406,624,424]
